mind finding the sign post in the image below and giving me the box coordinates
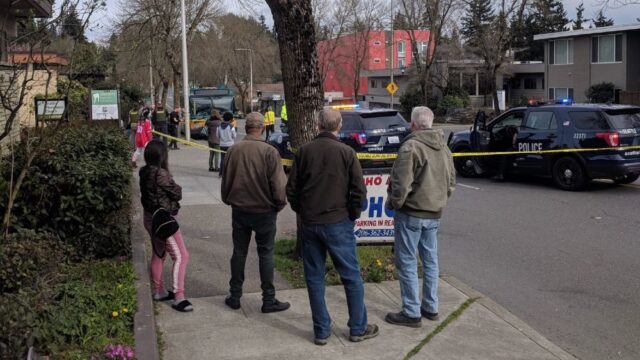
[386,82,399,96]
[34,98,67,128]
[91,89,120,121]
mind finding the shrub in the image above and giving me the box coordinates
[400,88,424,120]
[438,95,469,111]
[586,82,615,103]
[0,124,132,259]
[0,230,66,293]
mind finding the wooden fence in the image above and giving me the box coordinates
[621,91,640,106]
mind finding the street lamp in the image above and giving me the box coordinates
[235,48,253,112]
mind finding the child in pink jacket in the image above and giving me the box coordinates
[132,109,153,166]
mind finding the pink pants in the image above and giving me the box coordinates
[132,147,145,162]
[143,212,189,300]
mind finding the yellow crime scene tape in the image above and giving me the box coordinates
[153,130,640,164]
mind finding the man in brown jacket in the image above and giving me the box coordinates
[286,108,378,346]
[221,112,290,313]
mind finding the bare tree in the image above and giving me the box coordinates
[314,0,350,85]
[117,0,221,109]
[475,0,528,114]
[398,0,461,104]
[1,0,103,233]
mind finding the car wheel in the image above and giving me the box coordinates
[453,149,478,178]
[552,157,587,191]
[614,173,640,185]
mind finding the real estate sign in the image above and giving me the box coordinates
[91,90,119,120]
[354,173,395,244]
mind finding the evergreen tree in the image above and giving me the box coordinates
[393,12,409,30]
[461,0,494,49]
[574,2,585,30]
[512,0,568,61]
[60,5,86,42]
[259,14,270,33]
[593,9,614,27]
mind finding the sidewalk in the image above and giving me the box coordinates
[141,140,576,360]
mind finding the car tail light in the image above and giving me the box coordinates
[351,132,367,145]
[596,132,620,147]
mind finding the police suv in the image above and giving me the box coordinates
[269,106,411,170]
[447,102,640,190]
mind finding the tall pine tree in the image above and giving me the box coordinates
[461,0,494,49]
[593,9,614,28]
[60,5,86,42]
[574,2,585,30]
[512,0,568,61]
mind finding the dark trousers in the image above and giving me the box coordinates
[229,208,277,302]
[208,143,220,169]
[168,124,179,149]
[265,124,275,140]
[154,121,168,145]
[219,146,230,176]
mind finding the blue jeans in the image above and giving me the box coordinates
[394,211,440,318]
[300,219,367,338]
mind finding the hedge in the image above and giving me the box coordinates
[0,123,132,259]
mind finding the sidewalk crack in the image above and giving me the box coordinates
[404,297,478,359]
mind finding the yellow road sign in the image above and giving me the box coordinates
[386,81,399,95]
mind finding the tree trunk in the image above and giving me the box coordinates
[173,71,181,110]
[266,0,324,149]
[161,80,169,107]
[266,0,324,259]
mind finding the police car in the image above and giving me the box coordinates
[269,106,411,170]
[447,101,640,190]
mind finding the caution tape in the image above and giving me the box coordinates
[152,130,640,164]
[152,130,226,153]
[451,145,640,157]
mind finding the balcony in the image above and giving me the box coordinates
[1,0,53,18]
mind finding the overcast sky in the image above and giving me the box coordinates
[85,0,638,42]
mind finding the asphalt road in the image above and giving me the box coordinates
[435,125,640,360]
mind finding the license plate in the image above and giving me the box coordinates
[388,136,399,144]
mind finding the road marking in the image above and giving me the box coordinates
[458,183,481,190]
[621,183,640,189]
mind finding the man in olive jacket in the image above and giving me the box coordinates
[286,108,378,346]
[384,106,456,328]
[221,112,290,314]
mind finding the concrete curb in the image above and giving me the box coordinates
[441,275,578,360]
[131,184,160,360]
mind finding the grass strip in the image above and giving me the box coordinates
[404,297,479,360]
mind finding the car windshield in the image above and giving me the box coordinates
[358,112,407,130]
[605,109,640,130]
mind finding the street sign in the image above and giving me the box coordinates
[354,173,394,244]
[386,82,399,95]
[91,89,120,120]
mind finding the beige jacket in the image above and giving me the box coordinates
[386,129,456,219]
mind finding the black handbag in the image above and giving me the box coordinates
[151,169,180,241]
[151,207,179,240]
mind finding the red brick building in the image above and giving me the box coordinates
[318,30,431,106]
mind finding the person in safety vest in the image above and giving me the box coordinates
[280,103,288,133]
[265,106,275,139]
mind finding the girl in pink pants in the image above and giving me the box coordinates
[139,140,192,312]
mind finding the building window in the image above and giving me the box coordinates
[397,40,405,57]
[418,41,428,55]
[549,87,574,100]
[373,58,381,64]
[549,39,573,65]
[370,79,377,88]
[524,78,537,89]
[373,40,382,46]
[592,34,623,63]
[398,58,406,68]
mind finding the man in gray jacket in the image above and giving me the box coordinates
[384,106,456,328]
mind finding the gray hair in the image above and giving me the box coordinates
[245,111,265,129]
[411,106,434,130]
[317,108,342,132]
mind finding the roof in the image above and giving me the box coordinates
[10,52,68,66]
[533,23,640,41]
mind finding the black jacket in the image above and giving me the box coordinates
[139,165,182,214]
[286,132,366,225]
